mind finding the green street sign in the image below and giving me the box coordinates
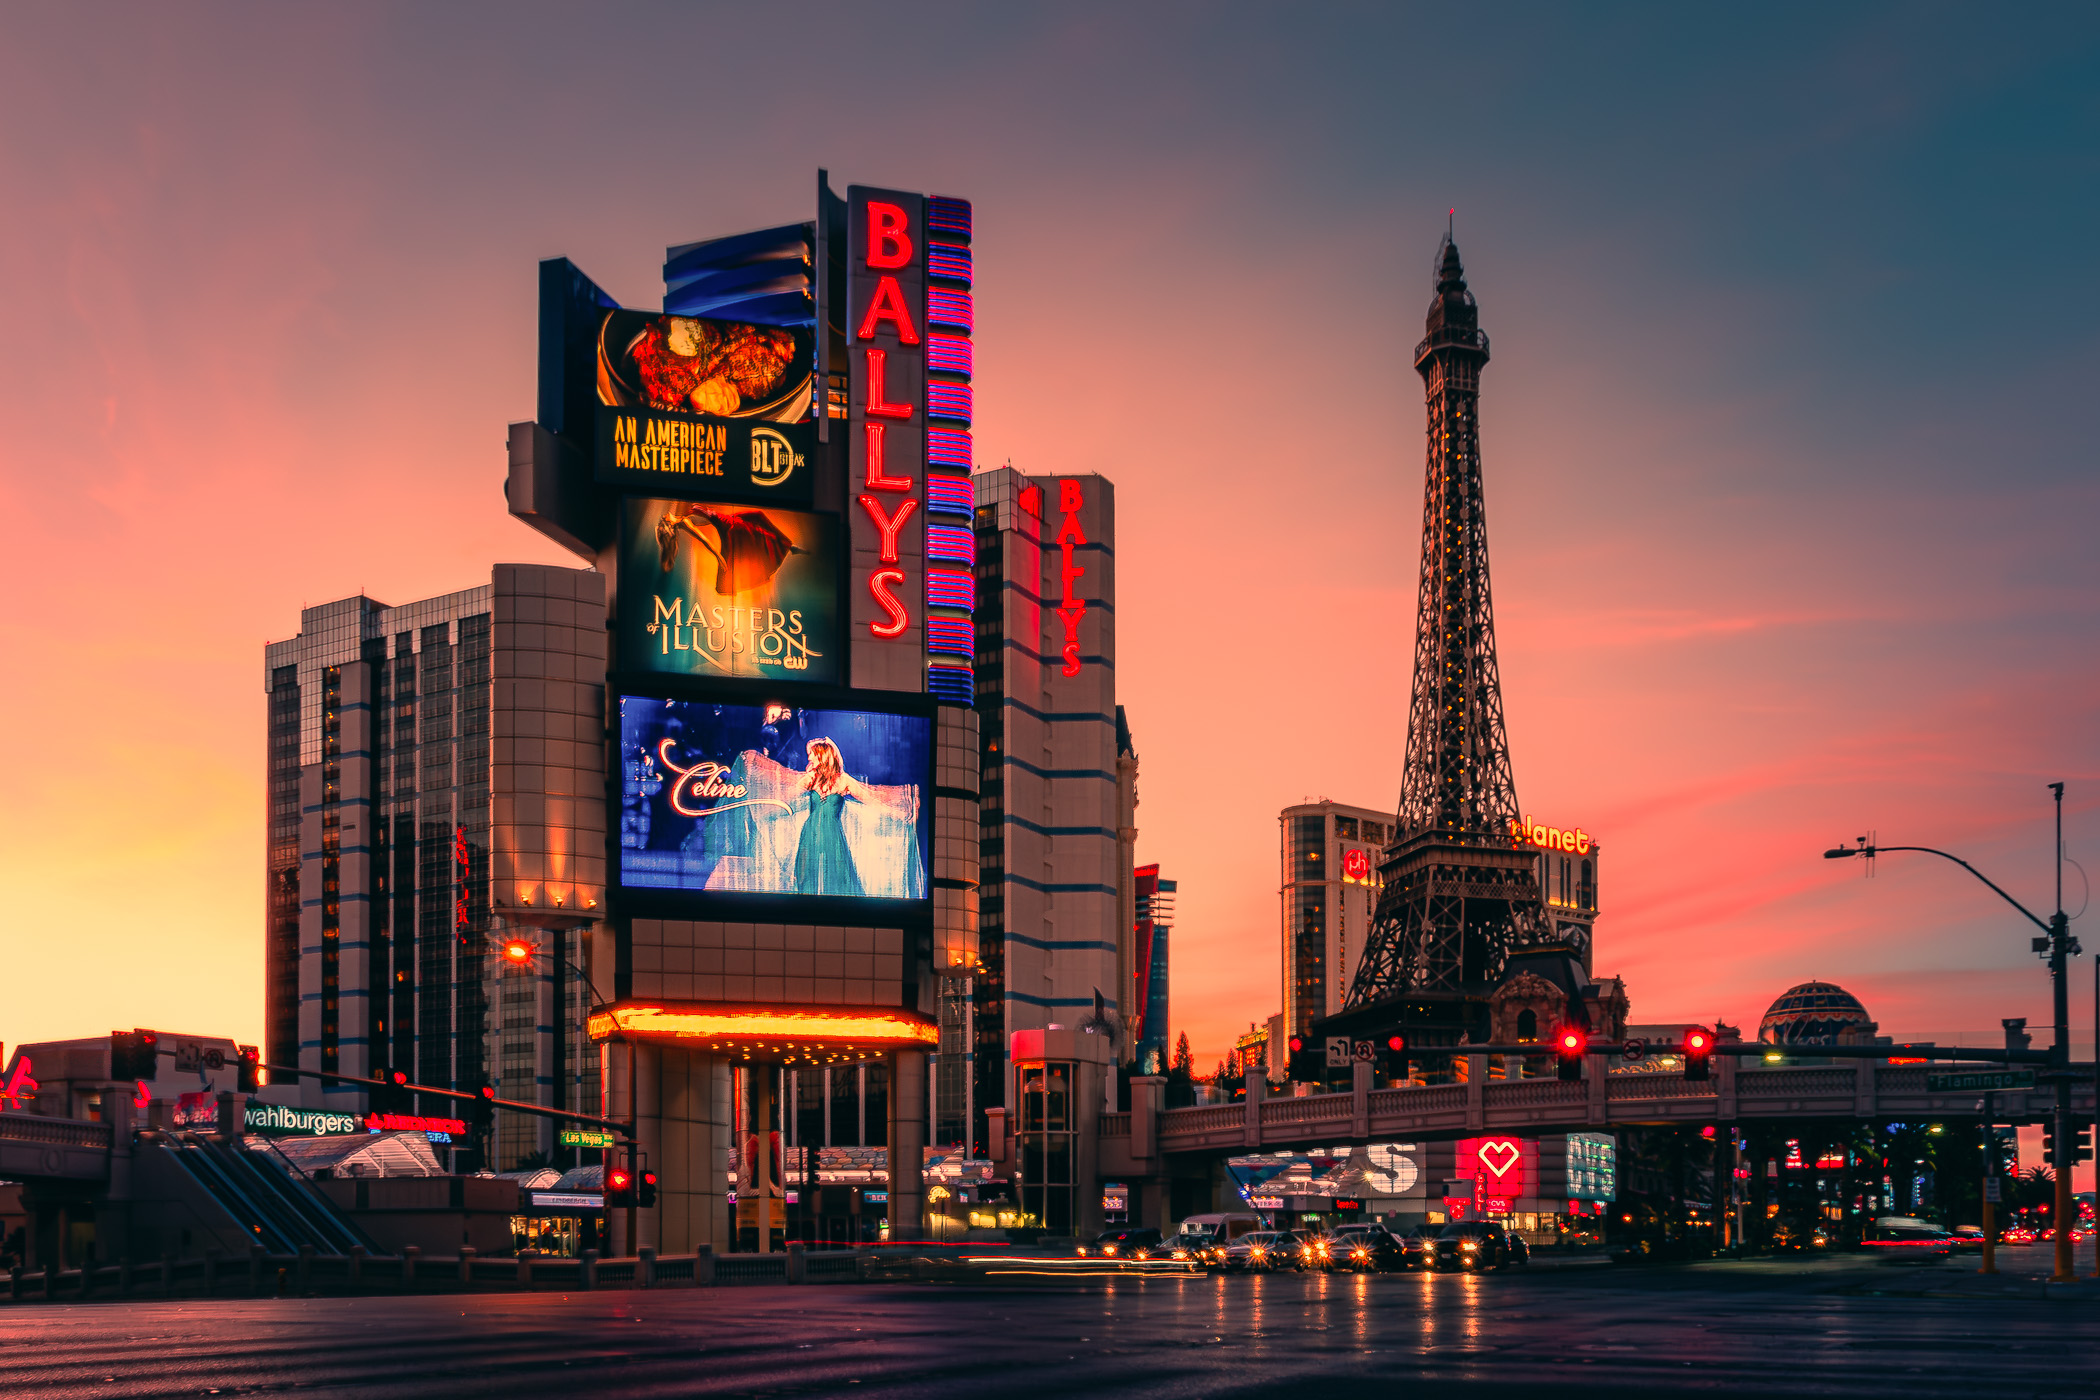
[1925,1069,2035,1093]
[558,1129,617,1149]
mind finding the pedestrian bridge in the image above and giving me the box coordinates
[1103,1060,2094,1160]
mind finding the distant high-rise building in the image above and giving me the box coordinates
[1132,865,1175,1074]
[264,566,606,1170]
[1279,801,1395,1042]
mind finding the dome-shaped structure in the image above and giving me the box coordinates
[1760,981,1878,1045]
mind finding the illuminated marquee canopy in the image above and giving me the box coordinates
[588,1001,938,1064]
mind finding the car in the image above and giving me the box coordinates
[1159,1231,1211,1265]
[1861,1220,1955,1261]
[1430,1220,1526,1271]
[2000,1225,2037,1245]
[1078,1226,1163,1260]
[1328,1223,1411,1272]
[1217,1230,1288,1272]
[1397,1223,1442,1270]
[1949,1225,1986,1251]
[1294,1229,1337,1271]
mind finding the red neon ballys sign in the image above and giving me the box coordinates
[1053,480,1087,676]
[851,192,925,644]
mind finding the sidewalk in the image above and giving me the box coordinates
[1837,1244,2100,1303]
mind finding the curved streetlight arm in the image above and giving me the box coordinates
[1826,843,2052,934]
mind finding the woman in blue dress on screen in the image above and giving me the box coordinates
[792,737,867,896]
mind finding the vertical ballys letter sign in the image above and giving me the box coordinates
[1054,479,1086,676]
[848,189,928,659]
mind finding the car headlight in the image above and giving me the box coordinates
[1076,1247,1089,1256]
[1172,1250,1189,1259]
[1352,1248,1369,1259]
[1461,1241,1478,1251]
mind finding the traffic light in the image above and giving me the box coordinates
[1682,1026,1713,1082]
[377,1066,410,1112]
[639,1170,659,1208]
[2044,1125,2094,1165]
[1285,1035,1321,1083]
[237,1045,262,1093]
[110,1029,159,1080]
[1375,1030,1408,1079]
[606,1163,635,1208]
[1556,1026,1587,1081]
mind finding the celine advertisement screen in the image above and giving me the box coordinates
[618,498,840,684]
[618,696,930,902]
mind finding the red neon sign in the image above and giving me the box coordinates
[851,191,926,643]
[365,1111,468,1136]
[1509,815,1591,855]
[1054,479,1086,676]
[0,1056,37,1112]
[1341,848,1371,882]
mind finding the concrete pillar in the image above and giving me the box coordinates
[754,1068,775,1254]
[1351,1060,1372,1138]
[1242,1071,1266,1149]
[604,1039,636,1257]
[887,1049,929,1241]
[658,1047,729,1256]
[1129,1075,1164,1162]
[633,1042,663,1254]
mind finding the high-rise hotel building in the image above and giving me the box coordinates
[1279,800,1396,1042]
[943,467,1136,1161]
[263,566,606,1170]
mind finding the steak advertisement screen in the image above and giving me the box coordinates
[618,697,929,901]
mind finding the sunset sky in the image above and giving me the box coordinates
[3,1,2097,1147]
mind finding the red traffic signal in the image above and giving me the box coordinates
[1287,1036,1304,1053]
[1386,1034,1406,1053]
[1556,1027,1587,1081]
[237,1045,262,1092]
[606,1165,636,1206]
[479,1084,497,1099]
[639,1170,659,1207]
[1683,1026,1713,1081]
[388,1068,409,1087]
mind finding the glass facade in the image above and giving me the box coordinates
[267,582,598,1172]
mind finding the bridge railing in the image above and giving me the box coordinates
[0,1113,113,1150]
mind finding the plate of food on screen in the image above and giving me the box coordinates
[595,311,814,422]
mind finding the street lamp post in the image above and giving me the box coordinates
[1823,781,2082,1284]
[496,931,635,1253]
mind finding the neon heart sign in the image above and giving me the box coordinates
[1477,1140,1522,1178]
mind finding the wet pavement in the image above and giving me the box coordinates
[3,1250,2096,1399]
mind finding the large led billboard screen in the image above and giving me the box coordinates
[617,498,840,684]
[618,697,929,901]
[596,311,812,422]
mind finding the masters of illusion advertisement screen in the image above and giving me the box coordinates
[618,697,930,901]
[619,498,840,685]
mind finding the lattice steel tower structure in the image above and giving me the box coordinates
[1345,235,1544,1008]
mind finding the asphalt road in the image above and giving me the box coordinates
[2,1254,2095,1400]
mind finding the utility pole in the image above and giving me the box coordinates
[2047,782,2075,1284]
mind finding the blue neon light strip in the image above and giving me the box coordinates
[927,663,975,705]
[926,427,971,468]
[926,197,972,239]
[926,567,975,610]
[926,288,973,332]
[925,473,973,517]
[926,242,972,284]
[925,523,975,563]
[926,333,972,376]
[926,380,972,423]
[925,616,973,656]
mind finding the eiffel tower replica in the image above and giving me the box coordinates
[1340,234,1548,1035]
